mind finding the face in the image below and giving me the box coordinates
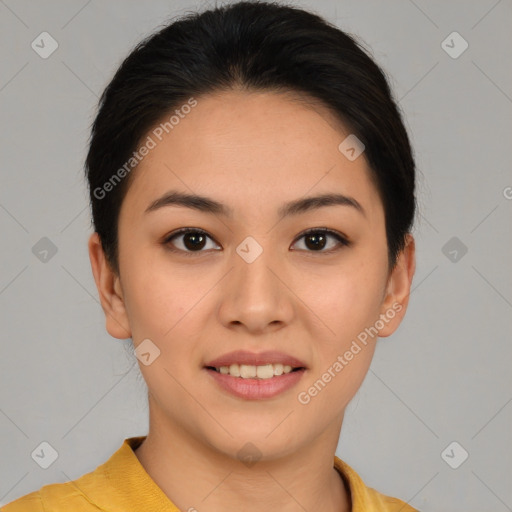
[89,89,415,462]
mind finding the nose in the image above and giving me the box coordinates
[217,244,295,334]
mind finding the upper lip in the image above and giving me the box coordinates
[205,350,307,369]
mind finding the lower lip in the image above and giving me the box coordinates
[205,368,306,400]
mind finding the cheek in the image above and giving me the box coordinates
[296,268,381,417]
[119,254,183,340]
[121,256,214,368]
[307,262,384,341]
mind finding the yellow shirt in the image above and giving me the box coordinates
[2,436,418,511]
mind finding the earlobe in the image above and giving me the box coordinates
[87,232,132,339]
[378,233,416,338]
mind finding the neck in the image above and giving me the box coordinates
[133,401,350,512]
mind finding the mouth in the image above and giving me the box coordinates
[205,363,306,380]
[203,350,308,399]
[203,363,307,400]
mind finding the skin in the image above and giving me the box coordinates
[88,89,415,512]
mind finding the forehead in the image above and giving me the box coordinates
[121,90,383,224]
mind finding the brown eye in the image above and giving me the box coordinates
[164,228,221,255]
[292,228,350,253]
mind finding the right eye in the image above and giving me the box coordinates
[163,228,221,256]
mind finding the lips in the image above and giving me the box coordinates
[204,350,307,369]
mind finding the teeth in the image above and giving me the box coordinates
[214,363,298,379]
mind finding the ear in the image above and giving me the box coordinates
[377,233,416,337]
[88,232,132,339]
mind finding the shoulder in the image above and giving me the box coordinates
[2,480,100,512]
[2,490,44,512]
[364,486,419,511]
[2,437,145,512]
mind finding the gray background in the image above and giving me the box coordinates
[1,1,511,510]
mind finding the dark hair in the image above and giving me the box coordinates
[85,0,416,275]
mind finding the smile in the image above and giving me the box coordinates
[204,365,306,399]
[208,363,303,379]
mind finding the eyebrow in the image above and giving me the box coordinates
[144,190,366,219]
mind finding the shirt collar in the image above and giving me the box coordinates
[76,436,179,512]
[334,455,376,511]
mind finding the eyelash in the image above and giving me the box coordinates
[162,227,351,257]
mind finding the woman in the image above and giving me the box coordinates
[4,1,417,510]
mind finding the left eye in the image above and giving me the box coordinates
[163,228,349,255]
[291,228,350,253]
